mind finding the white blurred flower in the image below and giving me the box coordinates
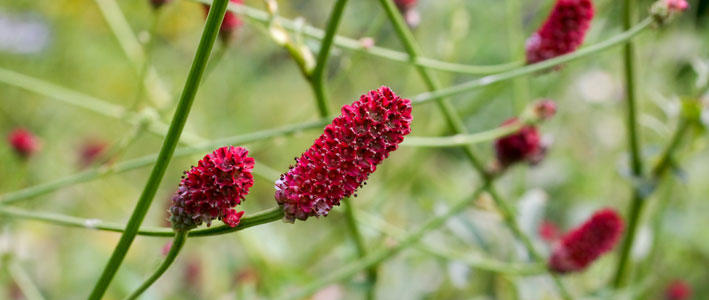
[0,12,50,54]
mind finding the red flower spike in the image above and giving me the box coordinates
[549,208,624,273]
[203,0,243,43]
[665,280,692,300]
[78,139,107,168]
[149,0,171,9]
[169,146,254,230]
[539,220,561,243]
[494,118,544,167]
[525,0,594,64]
[275,86,412,222]
[8,128,40,159]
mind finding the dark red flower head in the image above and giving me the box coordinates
[494,118,544,167]
[78,139,107,168]
[665,280,692,300]
[149,0,172,9]
[8,128,40,159]
[203,0,243,43]
[549,208,624,273]
[275,86,412,222]
[525,0,594,64]
[169,146,254,230]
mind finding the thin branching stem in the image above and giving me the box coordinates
[0,206,284,237]
[87,1,229,298]
[309,0,348,116]
[124,231,188,300]
[376,0,573,299]
[613,0,646,288]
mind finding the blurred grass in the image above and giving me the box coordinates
[1,0,708,299]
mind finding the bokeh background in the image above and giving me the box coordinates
[1,0,708,299]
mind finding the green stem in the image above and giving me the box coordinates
[281,189,483,300]
[401,122,523,147]
[309,0,349,116]
[342,198,378,300]
[7,260,45,300]
[88,1,229,298]
[124,231,188,300]
[613,0,645,288]
[0,205,284,237]
[376,1,572,299]
[411,17,654,105]
[651,119,689,178]
[192,0,520,75]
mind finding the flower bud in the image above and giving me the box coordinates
[651,0,689,26]
[7,128,40,159]
[203,0,243,43]
[275,87,412,222]
[549,208,624,273]
[665,280,692,300]
[494,118,544,168]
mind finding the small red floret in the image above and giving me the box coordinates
[494,118,544,167]
[203,0,243,42]
[169,146,254,230]
[549,208,624,273]
[665,280,692,300]
[275,86,412,222]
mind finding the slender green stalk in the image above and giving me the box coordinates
[411,17,653,105]
[0,205,284,237]
[613,0,645,288]
[7,260,45,300]
[124,231,188,300]
[309,0,349,116]
[281,189,483,300]
[401,122,523,147]
[651,119,690,178]
[192,0,520,75]
[342,198,378,300]
[88,2,229,298]
[376,1,573,299]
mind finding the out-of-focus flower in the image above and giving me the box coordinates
[7,128,40,158]
[183,256,202,293]
[651,0,689,25]
[149,0,172,9]
[394,0,420,27]
[549,208,624,273]
[203,0,243,43]
[169,146,254,230]
[525,0,594,64]
[533,99,557,120]
[0,12,51,54]
[78,139,107,168]
[275,86,412,222]
[494,118,544,167]
[539,220,561,243]
[161,241,173,256]
[665,280,692,300]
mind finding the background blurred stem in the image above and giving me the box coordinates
[0,205,284,237]
[124,230,187,300]
[309,0,348,116]
[88,1,229,298]
[7,260,45,300]
[613,0,645,288]
[376,0,573,299]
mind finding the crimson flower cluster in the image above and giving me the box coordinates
[549,208,624,273]
[665,280,692,300]
[7,128,40,159]
[525,0,594,64]
[203,0,243,43]
[275,86,412,222]
[169,146,254,230]
[494,118,544,168]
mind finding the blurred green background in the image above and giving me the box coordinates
[1,0,708,299]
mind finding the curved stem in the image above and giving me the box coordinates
[411,17,654,105]
[342,198,377,300]
[613,0,645,288]
[402,122,523,147]
[88,1,229,298]
[0,206,283,237]
[124,231,188,300]
[281,189,483,300]
[309,0,349,116]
